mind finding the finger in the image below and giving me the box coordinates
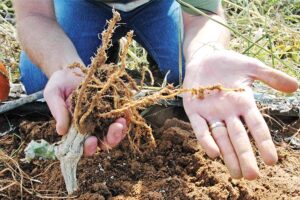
[226,117,259,180]
[210,122,242,179]
[115,118,127,131]
[44,87,70,135]
[83,136,98,156]
[84,118,127,156]
[253,62,298,93]
[99,121,125,150]
[188,114,220,158]
[243,108,278,165]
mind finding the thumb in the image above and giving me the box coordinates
[44,86,71,135]
[253,62,299,93]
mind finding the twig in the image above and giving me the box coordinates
[0,90,43,114]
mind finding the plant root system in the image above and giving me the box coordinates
[69,11,244,153]
[70,11,155,152]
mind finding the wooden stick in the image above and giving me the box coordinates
[0,90,43,114]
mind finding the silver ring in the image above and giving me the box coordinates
[209,121,226,131]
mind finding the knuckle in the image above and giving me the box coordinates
[248,58,266,77]
[205,107,220,121]
[252,121,267,132]
[238,148,251,158]
[248,57,261,69]
[234,131,246,140]
[233,95,252,109]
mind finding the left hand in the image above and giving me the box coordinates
[44,67,127,157]
[182,49,298,180]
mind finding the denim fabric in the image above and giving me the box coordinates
[20,0,184,94]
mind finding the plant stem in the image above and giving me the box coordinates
[54,124,87,194]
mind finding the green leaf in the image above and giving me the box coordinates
[23,139,56,162]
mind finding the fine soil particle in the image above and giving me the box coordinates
[1,118,300,199]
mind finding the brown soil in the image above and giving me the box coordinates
[1,117,300,200]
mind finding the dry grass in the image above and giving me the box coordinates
[0,0,20,83]
[224,0,300,81]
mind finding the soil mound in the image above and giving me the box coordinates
[1,118,299,199]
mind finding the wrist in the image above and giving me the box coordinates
[62,62,86,79]
[49,65,84,92]
[185,41,224,65]
[45,55,84,78]
[185,43,226,74]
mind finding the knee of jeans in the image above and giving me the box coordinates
[162,63,185,85]
[148,52,185,86]
[19,52,48,94]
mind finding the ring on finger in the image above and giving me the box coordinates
[209,121,226,131]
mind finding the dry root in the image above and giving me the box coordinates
[70,11,156,152]
[1,150,67,198]
[0,150,27,196]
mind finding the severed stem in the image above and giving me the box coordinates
[54,124,87,194]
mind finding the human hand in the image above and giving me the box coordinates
[44,67,127,156]
[183,49,298,180]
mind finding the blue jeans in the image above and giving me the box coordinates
[20,0,184,94]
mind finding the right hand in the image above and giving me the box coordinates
[182,50,298,179]
[44,67,128,156]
